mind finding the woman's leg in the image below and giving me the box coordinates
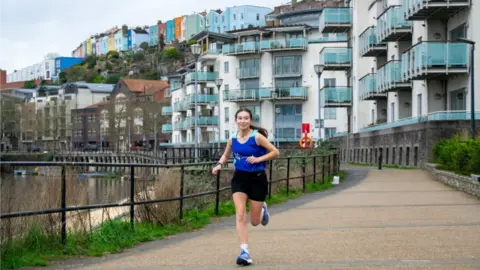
[232,192,249,246]
[249,200,265,226]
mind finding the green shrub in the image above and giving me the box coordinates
[433,136,480,175]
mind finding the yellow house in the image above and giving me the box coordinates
[86,39,92,56]
[108,33,116,52]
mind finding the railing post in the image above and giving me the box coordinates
[327,155,331,177]
[302,156,306,192]
[321,156,325,184]
[286,158,290,195]
[179,166,185,220]
[61,165,67,249]
[215,170,220,215]
[378,152,382,170]
[130,166,135,231]
[268,160,273,199]
[313,156,316,183]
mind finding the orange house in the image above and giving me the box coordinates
[174,16,183,40]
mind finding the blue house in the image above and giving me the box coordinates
[166,20,175,43]
[225,5,272,32]
[53,57,84,78]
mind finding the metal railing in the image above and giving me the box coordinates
[0,152,340,248]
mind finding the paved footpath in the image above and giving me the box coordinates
[37,166,480,270]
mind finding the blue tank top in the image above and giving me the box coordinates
[231,130,267,172]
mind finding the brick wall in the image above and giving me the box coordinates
[425,163,480,198]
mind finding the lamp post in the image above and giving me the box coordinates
[190,44,201,161]
[215,78,223,151]
[314,64,324,142]
[457,38,476,139]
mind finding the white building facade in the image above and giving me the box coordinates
[166,16,351,146]
[6,53,58,83]
[348,0,478,134]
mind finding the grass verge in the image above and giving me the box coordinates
[1,171,346,269]
[347,162,415,170]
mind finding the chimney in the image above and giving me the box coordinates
[0,69,6,86]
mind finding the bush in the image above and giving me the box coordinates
[432,136,480,175]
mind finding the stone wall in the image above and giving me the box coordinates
[425,163,480,198]
[333,120,480,168]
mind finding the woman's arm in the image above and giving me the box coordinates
[217,138,232,165]
[253,133,280,162]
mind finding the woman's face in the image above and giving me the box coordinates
[235,111,251,130]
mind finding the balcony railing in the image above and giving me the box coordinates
[319,8,352,33]
[259,38,307,52]
[223,89,259,102]
[184,116,219,128]
[162,124,173,133]
[403,0,471,20]
[320,87,352,107]
[359,26,387,57]
[401,41,470,80]
[170,82,182,91]
[173,121,184,130]
[259,87,308,100]
[161,106,172,116]
[359,74,387,100]
[173,101,187,112]
[222,41,259,55]
[273,65,302,77]
[319,47,352,70]
[185,94,218,106]
[236,67,260,79]
[377,60,411,93]
[359,111,480,133]
[184,72,218,84]
[376,5,412,42]
[308,33,348,43]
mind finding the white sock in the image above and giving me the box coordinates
[240,244,249,253]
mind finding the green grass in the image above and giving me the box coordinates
[1,171,345,269]
[347,162,415,170]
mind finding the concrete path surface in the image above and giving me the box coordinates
[37,166,480,270]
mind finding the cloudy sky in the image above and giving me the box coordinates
[0,0,284,73]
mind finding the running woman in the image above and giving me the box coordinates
[212,108,280,266]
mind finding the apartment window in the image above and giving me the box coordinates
[256,14,260,20]
[275,104,302,140]
[274,55,302,75]
[224,84,229,91]
[450,88,466,110]
[222,16,224,22]
[390,102,395,122]
[450,23,466,40]
[324,78,336,87]
[224,130,230,140]
[217,27,220,33]
[234,14,236,20]
[233,26,237,30]
[324,108,336,120]
[224,61,229,73]
[224,107,229,122]
[371,109,375,123]
[325,128,336,139]
[241,13,243,19]
[417,94,422,115]
[239,79,260,90]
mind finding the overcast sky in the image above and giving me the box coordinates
[0,0,284,73]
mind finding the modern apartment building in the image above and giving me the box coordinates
[166,6,351,146]
[336,0,478,166]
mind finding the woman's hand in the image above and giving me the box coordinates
[212,164,222,175]
[246,156,261,164]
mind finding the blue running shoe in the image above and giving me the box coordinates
[261,202,270,226]
[236,249,253,266]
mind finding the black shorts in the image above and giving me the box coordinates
[231,170,268,202]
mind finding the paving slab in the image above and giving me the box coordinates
[31,166,480,270]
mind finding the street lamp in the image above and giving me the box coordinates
[215,78,223,151]
[457,38,476,139]
[314,64,324,142]
[190,44,201,161]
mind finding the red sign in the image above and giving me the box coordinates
[301,123,310,133]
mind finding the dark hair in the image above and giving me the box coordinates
[235,108,268,138]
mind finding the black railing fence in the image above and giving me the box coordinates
[0,152,340,248]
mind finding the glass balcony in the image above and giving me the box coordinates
[170,82,182,91]
[401,41,470,80]
[359,26,387,57]
[259,87,308,100]
[236,67,260,79]
[173,121,184,130]
[184,116,219,128]
[319,47,351,70]
[222,41,259,55]
[377,60,411,93]
[184,72,218,85]
[320,87,352,107]
[173,100,187,112]
[403,0,470,20]
[185,94,218,107]
[359,74,387,101]
[161,106,172,116]
[259,38,307,52]
[223,89,259,102]
[162,123,172,133]
[274,65,302,77]
[308,33,348,43]
[318,8,352,33]
[376,5,412,42]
